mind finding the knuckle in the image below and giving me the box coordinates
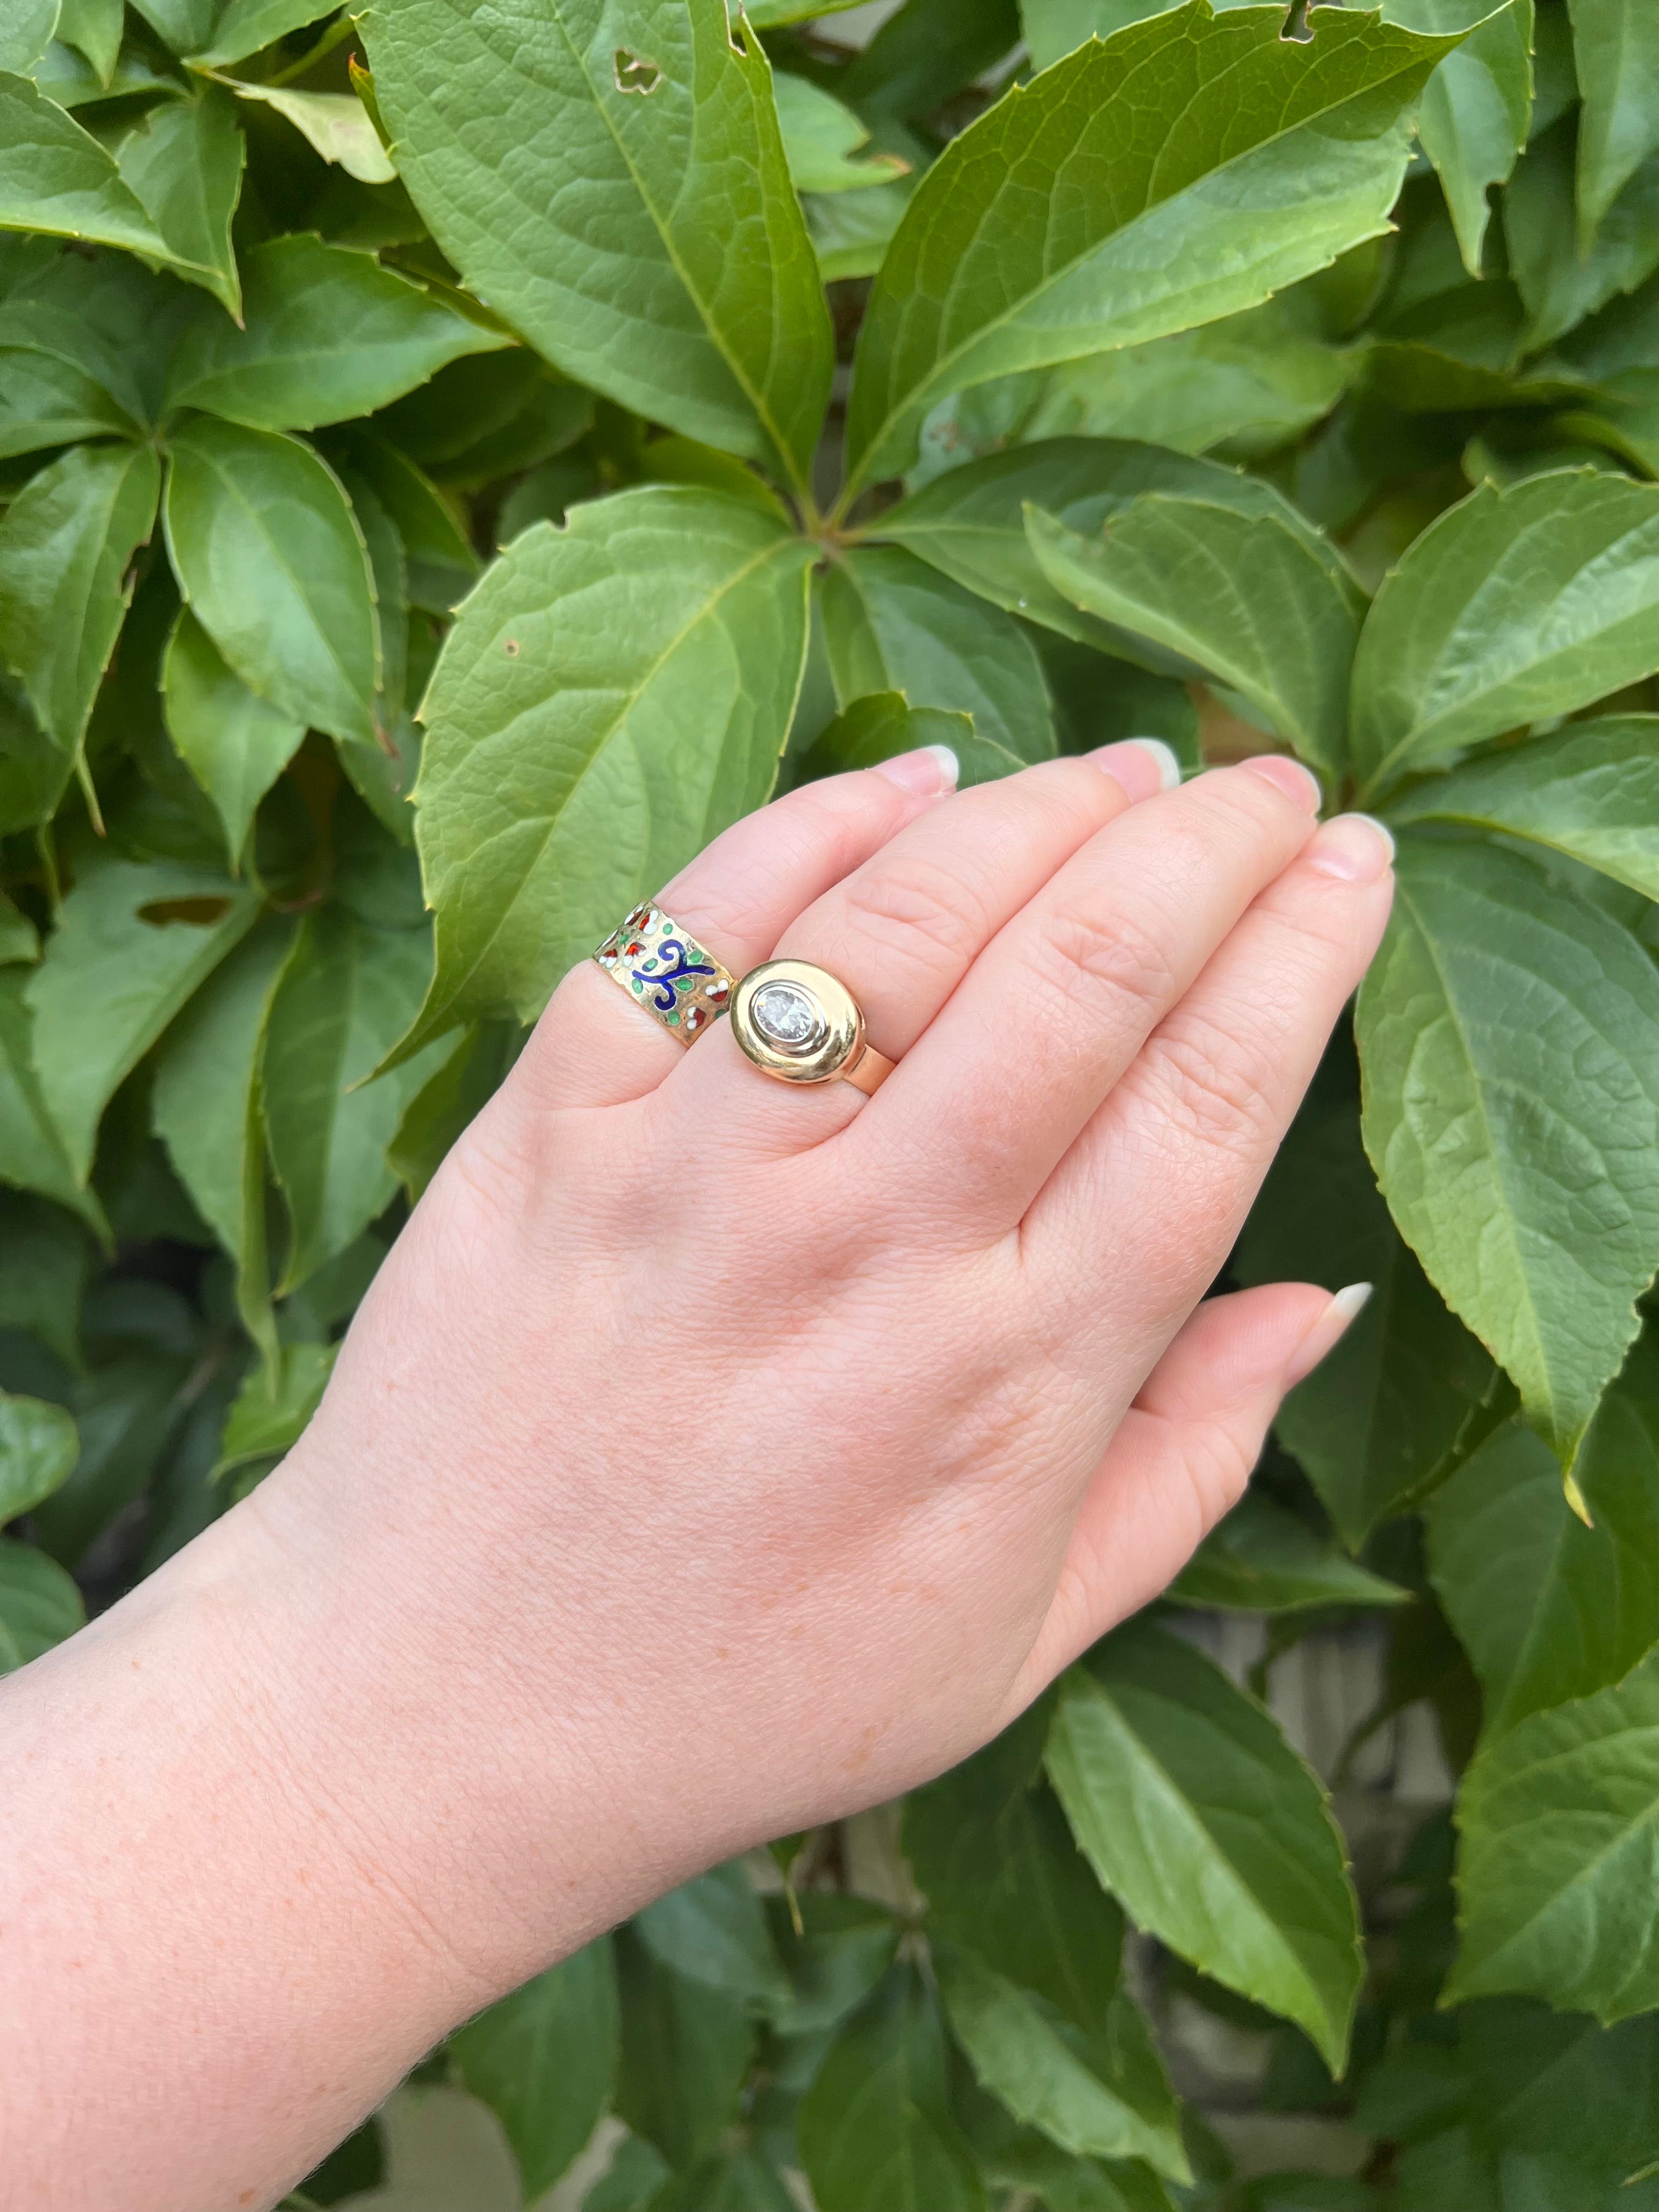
[1032,897,1181,1026]
[1139,1013,1279,1151]
[838,851,991,966]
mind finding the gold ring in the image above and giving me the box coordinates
[731,960,895,1096]
[592,904,734,1043]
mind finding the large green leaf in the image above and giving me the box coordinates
[763,1891,900,2039]
[361,0,832,494]
[163,415,381,749]
[191,0,336,66]
[0,68,183,263]
[1567,0,1659,250]
[0,290,142,456]
[1167,1492,1411,1613]
[0,439,160,754]
[151,915,297,1364]
[1045,1620,1362,2072]
[1505,112,1659,352]
[0,1391,78,1526]
[614,1932,753,2172]
[799,1963,989,2212]
[0,673,74,843]
[323,432,478,617]
[0,1192,92,1365]
[212,1341,336,1483]
[263,907,444,1291]
[634,1860,792,2011]
[773,74,910,196]
[819,546,1056,763]
[1384,0,1533,274]
[452,1938,618,2202]
[25,859,259,1184]
[1026,496,1362,774]
[906,1719,1188,2179]
[840,0,1020,119]
[114,88,244,318]
[881,438,1330,669]
[1349,470,1659,801]
[1357,836,1659,1473]
[0,972,106,1234]
[166,235,507,434]
[1387,716,1659,900]
[843,1,1457,492]
[0,2,59,75]
[1449,1646,1659,2021]
[1234,1089,1500,1547]
[0,1536,85,1672]
[1428,1328,1659,1737]
[57,0,122,82]
[402,487,812,1053]
[162,611,307,868]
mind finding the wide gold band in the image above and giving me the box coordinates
[731,959,894,1095]
[592,905,734,1043]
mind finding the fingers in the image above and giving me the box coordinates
[853,756,1325,1230]
[1008,1282,1370,1704]
[1024,811,1395,1336]
[517,747,957,1110]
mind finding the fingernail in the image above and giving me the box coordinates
[1090,736,1182,800]
[875,742,958,796]
[1241,754,1323,812]
[1286,1282,1373,1387]
[1307,813,1395,883]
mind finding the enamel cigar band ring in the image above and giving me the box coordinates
[593,909,894,1096]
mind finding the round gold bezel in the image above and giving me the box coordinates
[731,959,865,1085]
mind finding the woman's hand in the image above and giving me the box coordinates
[0,740,1393,2210]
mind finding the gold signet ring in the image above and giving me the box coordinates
[731,960,895,1096]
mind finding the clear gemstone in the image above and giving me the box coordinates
[752,981,822,1048]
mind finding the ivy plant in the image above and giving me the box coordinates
[4,0,1659,2206]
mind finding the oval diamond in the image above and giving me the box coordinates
[751,981,822,1049]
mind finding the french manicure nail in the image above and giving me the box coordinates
[1241,754,1323,812]
[1307,813,1395,883]
[1286,1282,1373,1387]
[874,742,959,796]
[1090,736,1182,799]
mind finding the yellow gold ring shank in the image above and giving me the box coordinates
[731,960,895,1097]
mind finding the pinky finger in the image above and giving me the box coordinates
[1007,1280,1372,1710]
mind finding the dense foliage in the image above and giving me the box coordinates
[4,0,1659,2203]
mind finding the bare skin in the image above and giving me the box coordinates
[0,738,1394,2211]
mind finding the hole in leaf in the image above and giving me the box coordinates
[614,47,662,94]
[504,637,521,657]
[138,896,234,927]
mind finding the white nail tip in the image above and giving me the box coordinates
[924,742,961,790]
[1130,736,1182,791]
[1329,1282,1375,1325]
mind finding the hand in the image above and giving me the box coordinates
[1,739,1393,2208]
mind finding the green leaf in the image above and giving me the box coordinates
[403,487,812,1053]
[839,0,1020,121]
[913,302,1351,483]
[881,438,1328,670]
[0,1192,92,1364]
[224,84,396,185]
[0,894,37,968]
[774,72,909,195]
[127,0,216,55]
[386,1021,518,1202]
[192,0,336,66]
[0,439,160,754]
[802,692,1020,789]
[806,176,915,284]
[151,914,297,1362]
[1034,635,1199,768]
[324,433,477,616]
[820,546,1057,763]
[212,1341,336,1481]
[1349,470,1659,800]
[263,907,444,1291]
[362,0,833,495]
[799,1963,989,2212]
[1448,1646,1659,2020]
[166,235,506,435]
[0,1390,78,1524]
[615,1931,753,2172]
[907,1725,1189,2179]
[163,415,381,749]
[56,0,123,83]
[1387,715,1659,901]
[1506,112,1659,352]
[843,2,1458,491]
[38,1325,198,1567]
[0,970,109,1235]
[373,349,593,492]
[0,1535,84,1673]
[0,293,144,456]
[0,68,184,264]
[1234,1087,1500,1547]
[746,0,870,22]
[958,2074,1182,2212]
[1167,1493,1412,1614]
[1428,1330,1659,1737]
[635,1861,792,2011]
[162,610,307,869]
[26,859,259,1184]
[115,88,245,319]
[1384,0,1533,274]
[1357,836,1659,1474]
[585,2135,673,2212]
[1026,496,1361,775]
[1567,0,1659,249]
[452,1938,618,2202]
[762,1891,900,2039]
[0,1,59,75]
[1046,1620,1362,2073]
